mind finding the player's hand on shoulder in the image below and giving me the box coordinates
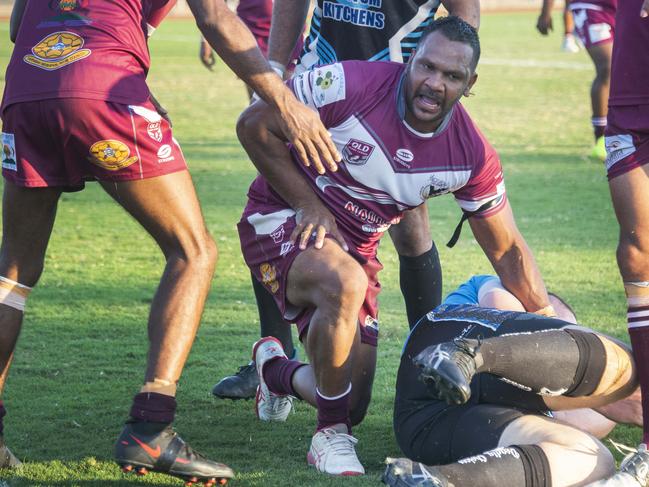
[536,14,553,35]
[276,100,341,175]
[199,38,216,71]
[291,202,349,252]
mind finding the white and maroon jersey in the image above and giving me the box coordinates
[609,0,649,106]
[568,0,617,14]
[248,61,506,256]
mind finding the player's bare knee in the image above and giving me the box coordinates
[592,335,637,399]
[617,234,649,276]
[172,232,217,274]
[317,265,367,314]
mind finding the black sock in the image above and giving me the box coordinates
[129,392,176,424]
[476,329,603,396]
[436,445,550,487]
[0,401,5,436]
[252,273,295,356]
[399,243,443,330]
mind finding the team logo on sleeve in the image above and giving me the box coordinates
[88,140,139,171]
[1,133,17,172]
[24,32,91,71]
[342,139,374,166]
[38,0,92,28]
[311,64,345,108]
[259,263,280,293]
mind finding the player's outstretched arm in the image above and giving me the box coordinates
[9,0,27,43]
[236,102,349,252]
[536,0,555,35]
[267,0,311,72]
[441,0,480,29]
[186,0,340,172]
[468,200,553,315]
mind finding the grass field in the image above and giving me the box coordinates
[0,11,637,486]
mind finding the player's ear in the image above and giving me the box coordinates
[463,72,478,97]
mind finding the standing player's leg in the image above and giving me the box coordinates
[389,205,443,329]
[0,182,62,468]
[562,5,580,52]
[252,239,371,475]
[586,41,613,160]
[101,171,233,484]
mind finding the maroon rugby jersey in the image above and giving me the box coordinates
[2,0,161,109]
[609,0,649,106]
[248,61,506,257]
[568,0,617,14]
[236,0,273,38]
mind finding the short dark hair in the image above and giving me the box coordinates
[417,16,481,71]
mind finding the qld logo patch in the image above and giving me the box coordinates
[342,139,374,166]
[259,263,279,293]
[88,140,138,171]
[1,133,17,171]
[24,31,91,71]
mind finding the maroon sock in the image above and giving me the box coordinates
[262,357,305,397]
[0,401,5,436]
[129,392,176,424]
[316,386,351,433]
[629,326,649,444]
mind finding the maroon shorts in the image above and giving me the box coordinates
[1,98,187,190]
[238,201,381,347]
[570,5,615,49]
[605,105,649,180]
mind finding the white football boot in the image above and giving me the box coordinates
[307,423,365,476]
[588,444,649,486]
[252,337,293,422]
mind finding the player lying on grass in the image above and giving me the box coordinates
[0,0,341,483]
[383,282,640,487]
[235,16,555,476]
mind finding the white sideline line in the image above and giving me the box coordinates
[481,57,592,70]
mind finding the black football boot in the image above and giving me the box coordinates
[0,436,21,469]
[211,362,259,400]
[115,421,234,486]
[383,457,453,487]
[412,338,481,405]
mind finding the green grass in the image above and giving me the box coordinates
[0,11,636,486]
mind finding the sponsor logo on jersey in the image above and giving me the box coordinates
[1,133,17,172]
[364,315,379,332]
[322,1,385,29]
[344,201,390,227]
[88,139,138,171]
[342,139,375,166]
[38,1,92,29]
[24,32,91,71]
[420,175,450,200]
[605,134,636,171]
[157,144,175,163]
[312,64,346,108]
[394,148,414,167]
[259,263,280,293]
[270,225,286,244]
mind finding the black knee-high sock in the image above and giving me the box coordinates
[252,274,295,356]
[475,329,605,396]
[434,445,550,487]
[399,242,443,330]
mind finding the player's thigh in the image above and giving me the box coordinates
[586,41,612,77]
[286,239,367,310]
[498,415,614,487]
[388,205,432,257]
[99,170,213,257]
[0,181,62,285]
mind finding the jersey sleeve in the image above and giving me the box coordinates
[288,61,370,127]
[453,134,507,218]
[145,0,177,36]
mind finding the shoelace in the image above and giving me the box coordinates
[320,429,358,457]
[452,337,481,358]
[609,440,649,483]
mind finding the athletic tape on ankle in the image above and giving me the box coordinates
[0,276,31,311]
